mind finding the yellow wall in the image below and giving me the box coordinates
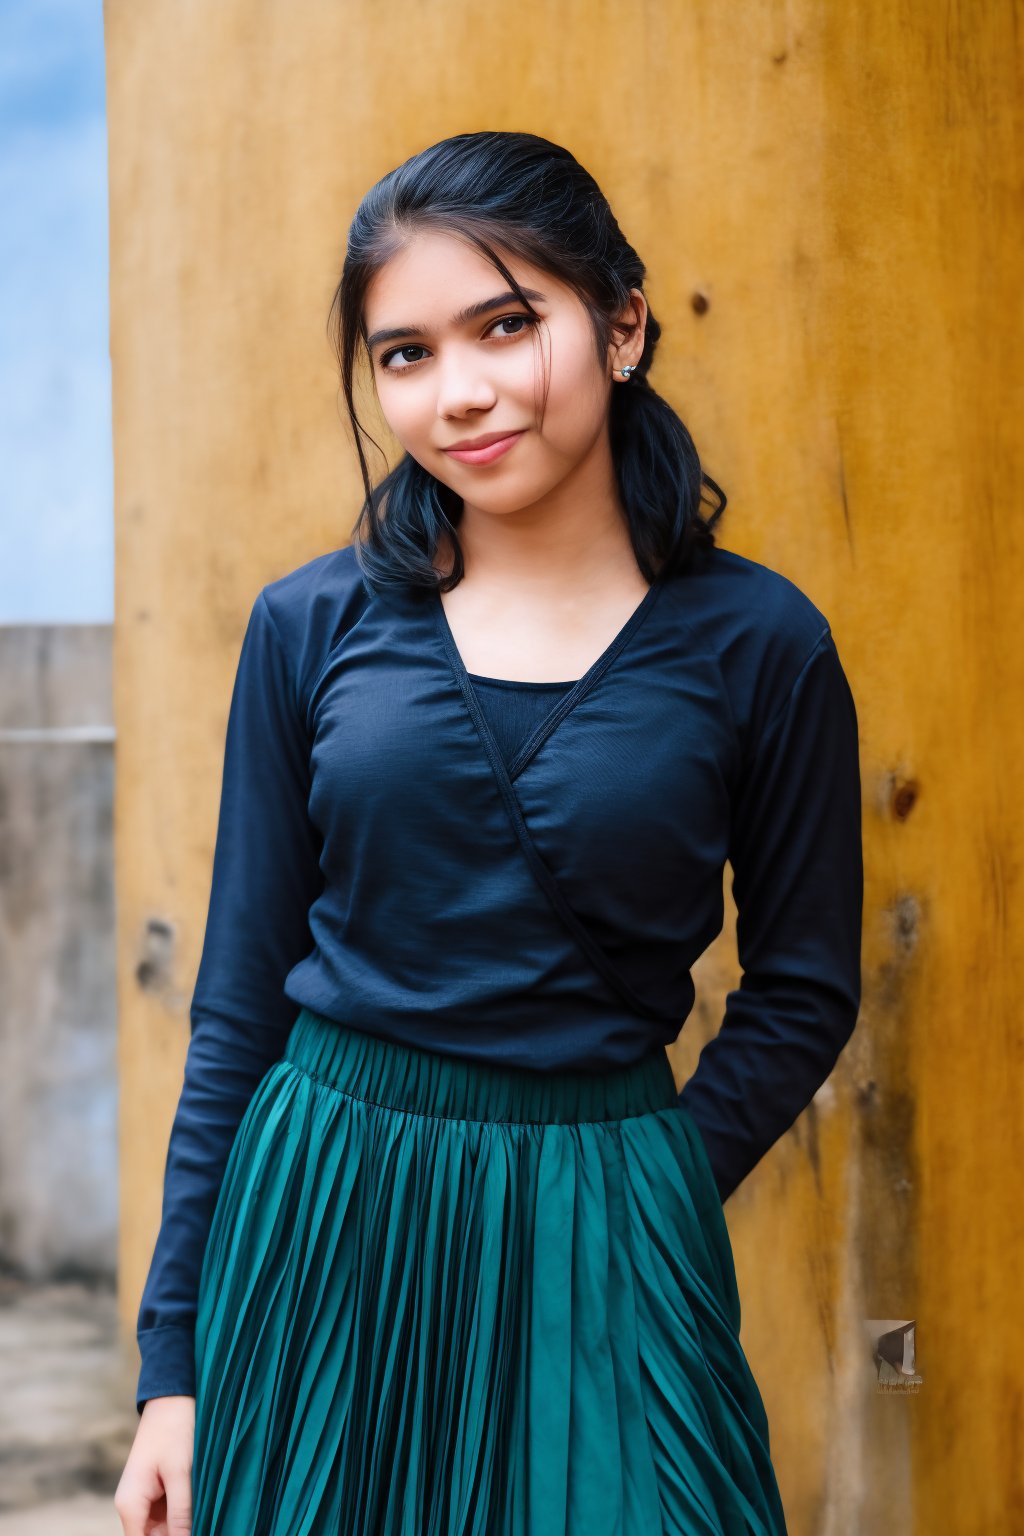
[107,2,1022,1528]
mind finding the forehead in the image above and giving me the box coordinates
[363,229,569,324]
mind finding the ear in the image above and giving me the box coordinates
[609,288,647,380]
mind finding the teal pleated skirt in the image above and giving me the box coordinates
[191,1006,789,1535]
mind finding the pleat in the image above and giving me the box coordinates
[190,1013,789,1536]
[618,1106,790,1535]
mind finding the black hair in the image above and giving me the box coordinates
[327,130,726,595]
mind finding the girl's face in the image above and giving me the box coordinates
[362,229,641,520]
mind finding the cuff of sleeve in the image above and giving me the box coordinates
[136,1324,197,1415]
[676,1093,738,1205]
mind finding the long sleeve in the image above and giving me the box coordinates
[135,589,325,1414]
[677,627,863,1203]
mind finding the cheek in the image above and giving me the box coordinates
[544,314,604,390]
[539,351,607,449]
[375,385,429,446]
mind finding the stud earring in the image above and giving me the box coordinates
[618,365,636,380]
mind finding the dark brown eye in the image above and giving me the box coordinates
[378,313,538,373]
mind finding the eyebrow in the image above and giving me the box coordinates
[365,289,547,354]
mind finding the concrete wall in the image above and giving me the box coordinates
[105,2,1023,1530]
[0,624,117,1278]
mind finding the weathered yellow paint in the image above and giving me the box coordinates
[107,1,1022,1527]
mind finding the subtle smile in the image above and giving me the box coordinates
[442,431,526,466]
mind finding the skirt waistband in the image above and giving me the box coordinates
[283,1007,679,1126]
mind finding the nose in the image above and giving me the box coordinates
[434,346,498,420]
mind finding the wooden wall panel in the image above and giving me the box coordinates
[106,2,1022,1527]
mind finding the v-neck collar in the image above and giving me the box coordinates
[432,572,667,783]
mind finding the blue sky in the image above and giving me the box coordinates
[0,0,112,623]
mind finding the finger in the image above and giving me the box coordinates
[112,1489,149,1536]
[164,1466,193,1534]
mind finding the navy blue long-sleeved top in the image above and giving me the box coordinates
[135,539,863,1413]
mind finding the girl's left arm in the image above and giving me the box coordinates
[678,627,864,1203]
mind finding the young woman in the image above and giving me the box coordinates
[116,130,862,1536]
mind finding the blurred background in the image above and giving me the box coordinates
[1,1,1021,1533]
[0,0,128,1530]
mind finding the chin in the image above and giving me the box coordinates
[474,482,553,515]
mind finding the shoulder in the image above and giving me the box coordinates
[252,543,372,701]
[665,543,836,739]
[676,544,830,650]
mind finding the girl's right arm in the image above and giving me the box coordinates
[116,588,324,1531]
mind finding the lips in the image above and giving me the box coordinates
[443,429,524,451]
[441,430,526,466]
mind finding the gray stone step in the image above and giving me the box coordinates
[0,1276,136,1522]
